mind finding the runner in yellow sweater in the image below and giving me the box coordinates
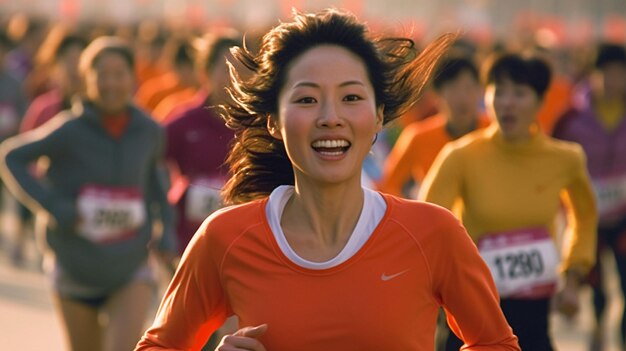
[420,52,597,351]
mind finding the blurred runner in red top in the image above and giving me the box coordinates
[165,32,241,253]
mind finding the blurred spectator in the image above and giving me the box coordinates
[0,27,28,265]
[552,42,626,351]
[22,24,85,100]
[0,29,28,142]
[134,35,200,113]
[378,53,489,198]
[134,19,168,87]
[20,30,87,131]
[164,31,241,254]
[531,44,575,134]
[5,13,47,83]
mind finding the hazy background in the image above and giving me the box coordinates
[3,0,625,46]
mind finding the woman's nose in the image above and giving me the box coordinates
[317,101,343,127]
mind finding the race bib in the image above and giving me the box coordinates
[478,227,559,299]
[77,185,146,244]
[592,175,626,221]
[185,178,224,223]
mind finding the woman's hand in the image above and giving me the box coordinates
[216,324,268,351]
[554,270,583,319]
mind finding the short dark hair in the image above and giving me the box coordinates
[56,35,88,61]
[595,42,626,69]
[432,54,479,91]
[482,52,551,98]
[79,36,134,76]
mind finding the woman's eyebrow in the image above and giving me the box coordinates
[292,80,365,89]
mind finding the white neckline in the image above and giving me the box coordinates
[266,185,386,270]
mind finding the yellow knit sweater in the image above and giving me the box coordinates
[419,125,597,274]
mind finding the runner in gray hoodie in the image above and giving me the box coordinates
[0,36,177,351]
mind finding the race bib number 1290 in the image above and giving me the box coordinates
[478,227,559,299]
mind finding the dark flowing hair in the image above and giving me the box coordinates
[221,8,455,204]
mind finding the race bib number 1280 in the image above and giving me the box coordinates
[478,227,559,299]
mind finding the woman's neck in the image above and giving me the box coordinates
[280,179,364,259]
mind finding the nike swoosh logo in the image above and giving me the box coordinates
[381,269,410,281]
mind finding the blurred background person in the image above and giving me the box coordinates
[133,20,168,88]
[20,29,87,132]
[0,27,29,264]
[134,35,200,115]
[552,42,626,351]
[4,13,47,87]
[8,28,88,268]
[378,51,489,198]
[531,43,575,135]
[164,30,240,255]
[0,29,28,145]
[420,52,597,351]
[0,36,177,351]
[163,30,242,350]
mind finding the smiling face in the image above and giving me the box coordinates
[269,45,382,187]
[84,51,135,115]
[485,76,543,141]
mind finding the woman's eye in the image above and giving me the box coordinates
[296,97,317,104]
[344,94,362,102]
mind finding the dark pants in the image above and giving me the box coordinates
[588,219,626,344]
[445,298,553,351]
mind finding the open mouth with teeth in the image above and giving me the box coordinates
[311,139,351,156]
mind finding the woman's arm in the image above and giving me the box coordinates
[0,117,76,229]
[555,146,598,317]
[426,212,520,350]
[135,219,229,351]
[559,146,597,277]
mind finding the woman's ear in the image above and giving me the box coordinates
[375,105,384,132]
[267,115,283,140]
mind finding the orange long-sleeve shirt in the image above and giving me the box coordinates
[136,194,519,351]
[379,113,490,196]
[419,125,597,274]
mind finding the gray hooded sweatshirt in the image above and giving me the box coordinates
[0,100,177,294]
